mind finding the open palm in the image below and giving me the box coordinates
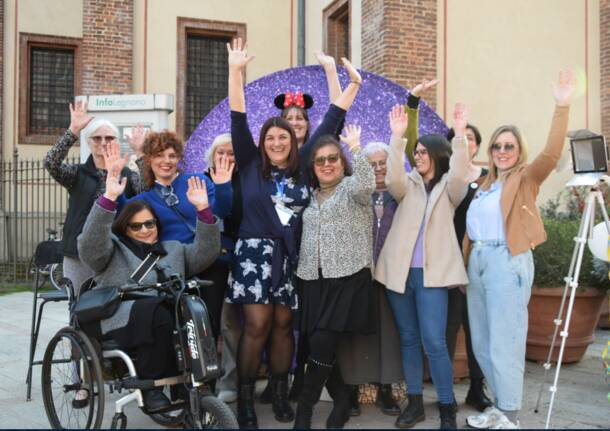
[186,176,209,211]
[227,38,254,70]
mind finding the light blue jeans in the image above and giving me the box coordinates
[467,241,534,411]
[386,268,454,404]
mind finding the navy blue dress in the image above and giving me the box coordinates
[226,105,346,309]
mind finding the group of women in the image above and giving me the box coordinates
[45,35,576,430]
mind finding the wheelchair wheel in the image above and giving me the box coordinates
[49,262,64,291]
[186,395,238,429]
[41,327,105,429]
[149,409,186,428]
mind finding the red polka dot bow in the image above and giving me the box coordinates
[283,91,306,108]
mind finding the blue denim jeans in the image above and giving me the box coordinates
[467,241,534,411]
[385,268,454,404]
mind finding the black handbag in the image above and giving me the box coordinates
[73,286,122,323]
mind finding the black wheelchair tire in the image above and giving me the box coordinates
[188,395,238,429]
[149,408,186,428]
[41,326,105,429]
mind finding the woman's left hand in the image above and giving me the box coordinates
[210,155,235,185]
[186,176,210,211]
[411,78,439,98]
[452,102,469,138]
[341,58,362,85]
[316,51,336,69]
[126,124,146,156]
[339,124,362,151]
[552,68,576,107]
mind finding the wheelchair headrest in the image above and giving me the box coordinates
[33,241,63,266]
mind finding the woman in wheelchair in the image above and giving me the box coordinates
[76,163,221,411]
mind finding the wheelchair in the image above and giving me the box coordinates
[40,275,238,429]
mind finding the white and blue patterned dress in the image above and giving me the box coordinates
[226,169,310,310]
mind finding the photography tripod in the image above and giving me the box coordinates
[534,178,610,429]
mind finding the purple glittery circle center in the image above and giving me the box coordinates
[184,65,448,173]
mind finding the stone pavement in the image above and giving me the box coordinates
[0,291,608,429]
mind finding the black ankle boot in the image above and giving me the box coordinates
[438,402,457,429]
[271,373,295,422]
[376,383,400,416]
[348,385,361,416]
[293,360,334,430]
[325,367,351,429]
[237,380,258,429]
[465,378,493,412]
[259,376,272,404]
[395,394,425,429]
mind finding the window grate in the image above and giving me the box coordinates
[185,34,230,139]
[29,47,74,135]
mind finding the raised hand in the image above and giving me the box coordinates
[186,176,210,211]
[315,51,336,69]
[411,78,439,98]
[341,58,362,85]
[103,164,127,201]
[339,124,362,151]
[389,104,408,138]
[452,102,468,138]
[126,125,146,156]
[552,69,576,107]
[69,100,93,135]
[210,155,235,185]
[103,140,129,173]
[226,38,254,71]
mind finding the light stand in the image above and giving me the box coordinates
[533,177,610,429]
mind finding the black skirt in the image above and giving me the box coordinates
[299,267,375,336]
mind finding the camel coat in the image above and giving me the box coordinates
[375,134,478,292]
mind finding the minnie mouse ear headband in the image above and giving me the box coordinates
[274,91,314,110]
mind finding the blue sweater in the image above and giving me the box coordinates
[231,104,346,289]
[121,173,232,243]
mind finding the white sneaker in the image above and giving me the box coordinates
[491,416,520,429]
[466,406,505,429]
[217,389,237,403]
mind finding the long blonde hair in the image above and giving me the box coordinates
[481,125,529,190]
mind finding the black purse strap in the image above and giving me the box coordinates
[130,252,161,283]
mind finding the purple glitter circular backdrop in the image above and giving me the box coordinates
[184,65,448,173]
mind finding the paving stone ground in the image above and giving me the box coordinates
[1,291,608,429]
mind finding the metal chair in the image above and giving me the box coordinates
[26,240,70,401]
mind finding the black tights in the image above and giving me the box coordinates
[237,303,293,381]
[308,328,341,366]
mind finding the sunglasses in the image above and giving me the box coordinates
[491,143,517,153]
[89,135,117,144]
[160,185,180,207]
[314,153,340,167]
[127,219,157,231]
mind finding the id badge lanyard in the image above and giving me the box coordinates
[274,175,287,203]
[273,175,293,226]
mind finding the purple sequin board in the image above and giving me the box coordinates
[184,65,448,173]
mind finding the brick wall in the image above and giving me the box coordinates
[82,0,133,94]
[361,0,437,109]
[601,0,610,139]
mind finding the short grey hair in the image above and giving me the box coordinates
[204,133,232,169]
[81,119,119,143]
[362,141,390,159]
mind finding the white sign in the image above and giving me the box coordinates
[87,94,155,111]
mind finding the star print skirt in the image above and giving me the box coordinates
[226,237,298,310]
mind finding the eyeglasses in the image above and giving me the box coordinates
[369,160,387,169]
[89,135,117,144]
[414,149,428,157]
[490,143,517,153]
[160,185,180,207]
[127,219,157,231]
[314,153,340,167]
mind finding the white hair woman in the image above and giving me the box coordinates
[44,102,142,292]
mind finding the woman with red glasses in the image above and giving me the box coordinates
[294,124,375,429]
[464,70,575,430]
